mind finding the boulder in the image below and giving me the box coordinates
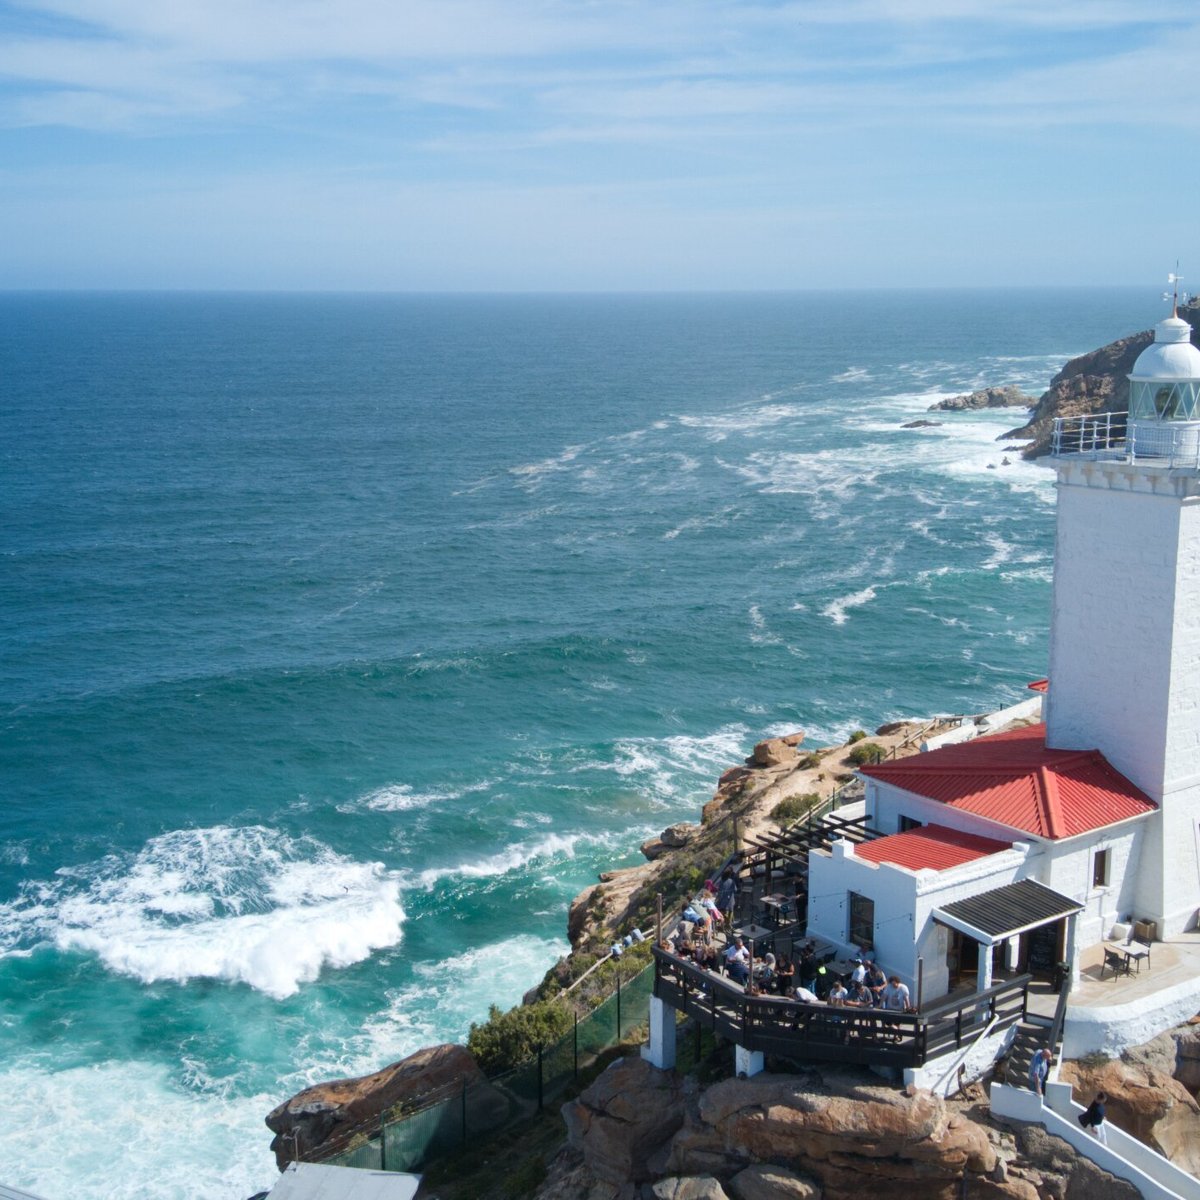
[780,732,806,747]
[661,823,701,848]
[562,1056,687,1186]
[902,419,941,429]
[642,838,671,861]
[1060,1051,1200,1174]
[1175,1026,1200,1091]
[652,1177,730,1200]
[751,739,797,768]
[666,1072,996,1196]
[729,1163,822,1199]
[264,1043,501,1170]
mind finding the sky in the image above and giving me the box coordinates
[0,0,1198,291]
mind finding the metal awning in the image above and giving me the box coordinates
[932,879,1082,946]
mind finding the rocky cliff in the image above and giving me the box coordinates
[540,1055,1141,1200]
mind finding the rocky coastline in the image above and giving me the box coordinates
[263,713,1200,1200]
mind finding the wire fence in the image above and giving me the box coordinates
[312,960,656,1175]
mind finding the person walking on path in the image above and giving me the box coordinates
[1079,1091,1108,1145]
[1028,1048,1053,1099]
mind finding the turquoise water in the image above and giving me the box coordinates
[0,289,1151,1197]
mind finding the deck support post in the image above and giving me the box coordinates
[735,1045,764,1078]
[977,940,994,993]
[642,996,677,1070]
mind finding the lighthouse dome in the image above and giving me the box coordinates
[1130,316,1200,382]
[1129,314,1200,442]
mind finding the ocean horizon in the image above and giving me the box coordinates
[0,286,1156,1198]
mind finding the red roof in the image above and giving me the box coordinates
[855,824,1012,871]
[1027,679,1049,693]
[860,723,1155,840]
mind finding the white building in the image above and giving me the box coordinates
[806,304,1200,997]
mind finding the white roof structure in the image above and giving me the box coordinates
[1130,316,1200,380]
[266,1163,421,1200]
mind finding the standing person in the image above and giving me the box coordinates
[881,975,912,1011]
[865,961,887,1005]
[716,867,738,922]
[1079,1091,1108,1144]
[1028,1048,1053,1099]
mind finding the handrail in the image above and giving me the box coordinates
[918,973,1032,1021]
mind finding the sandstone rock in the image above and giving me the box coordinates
[264,1043,500,1170]
[751,739,797,768]
[1061,1053,1200,1174]
[642,838,671,861]
[875,721,909,736]
[780,732,806,747]
[662,823,700,848]
[729,1163,821,1199]
[668,1072,996,1195]
[570,884,603,946]
[1174,1026,1200,1091]
[563,1057,687,1186]
[651,1177,730,1200]
[929,386,1033,412]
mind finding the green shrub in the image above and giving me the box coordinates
[798,751,824,770]
[467,1000,574,1075]
[770,792,821,823]
[847,729,868,744]
[847,742,885,766]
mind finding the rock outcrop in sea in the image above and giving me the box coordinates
[928,385,1034,412]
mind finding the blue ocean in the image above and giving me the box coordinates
[0,289,1151,1198]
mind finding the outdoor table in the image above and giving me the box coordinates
[758,893,794,927]
[1114,940,1151,972]
[733,923,775,952]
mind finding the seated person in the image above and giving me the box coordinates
[846,979,873,1007]
[724,936,750,984]
[827,978,849,1006]
[774,954,795,994]
[755,952,777,990]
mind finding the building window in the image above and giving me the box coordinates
[899,815,922,832]
[848,891,875,951]
[1092,848,1110,888]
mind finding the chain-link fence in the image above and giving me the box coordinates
[315,960,655,1174]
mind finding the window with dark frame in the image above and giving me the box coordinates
[848,891,875,950]
[898,815,922,832]
[1092,848,1110,888]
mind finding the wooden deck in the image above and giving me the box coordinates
[653,948,1030,1070]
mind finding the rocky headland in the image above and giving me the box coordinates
[999,303,1200,458]
[928,385,1035,412]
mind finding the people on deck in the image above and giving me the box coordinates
[724,936,750,984]
[716,867,738,918]
[881,975,912,1011]
[865,961,887,1004]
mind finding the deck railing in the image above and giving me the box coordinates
[652,948,1030,1071]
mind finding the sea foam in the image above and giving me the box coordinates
[0,826,405,999]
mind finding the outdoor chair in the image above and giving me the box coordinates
[1101,948,1131,979]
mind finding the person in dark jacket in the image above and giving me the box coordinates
[1079,1091,1108,1144]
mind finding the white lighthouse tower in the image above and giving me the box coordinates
[1044,297,1200,937]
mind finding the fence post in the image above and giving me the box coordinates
[573,1012,579,1079]
[616,971,622,1039]
[537,1044,544,1112]
[379,1111,387,1172]
[461,1078,468,1146]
